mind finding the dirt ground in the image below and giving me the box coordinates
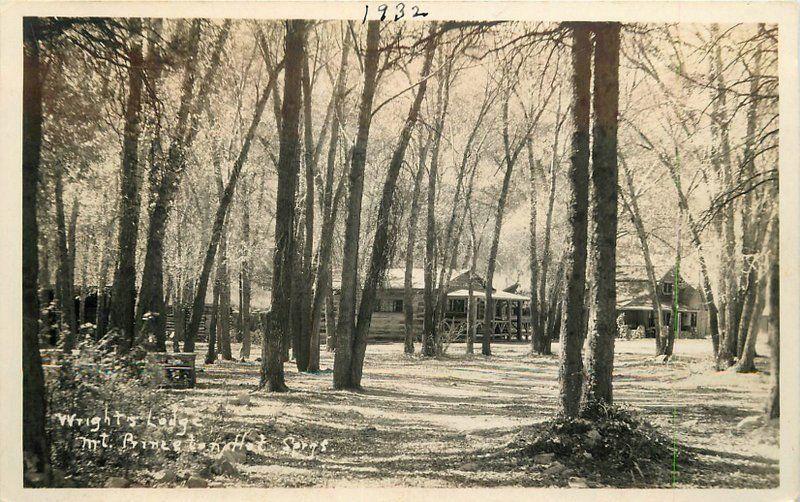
[159,337,778,488]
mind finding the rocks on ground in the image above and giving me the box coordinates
[185,476,208,488]
[104,476,131,488]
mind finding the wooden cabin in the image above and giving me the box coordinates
[616,266,709,338]
[328,268,532,342]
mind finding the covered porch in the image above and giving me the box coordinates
[443,289,532,340]
[619,303,700,338]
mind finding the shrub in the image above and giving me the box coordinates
[45,334,176,487]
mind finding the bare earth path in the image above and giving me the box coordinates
[166,338,778,488]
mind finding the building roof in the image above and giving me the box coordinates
[332,267,472,290]
[447,289,529,301]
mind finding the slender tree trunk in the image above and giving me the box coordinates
[325,272,336,351]
[558,23,591,418]
[332,21,381,389]
[262,20,308,391]
[311,32,351,363]
[404,137,429,354]
[545,260,565,353]
[350,25,438,387]
[22,17,51,484]
[620,160,665,354]
[204,276,221,364]
[67,193,79,329]
[239,184,252,360]
[434,85,489,327]
[736,29,764,360]
[765,218,779,419]
[466,211,481,355]
[583,22,620,410]
[186,66,273,353]
[422,50,451,358]
[54,166,77,351]
[218,223,232,360]
[527,142,540,353]
[538,103,562,348]
[109,18,145,353]
[137,21,214,352]
[483,94,518,357]
[310,175,346,367]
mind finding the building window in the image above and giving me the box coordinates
[662,282,673,295]
[393,299,404,313]
[690,312,697,327]
[663,311,671,325]
[448,298,466,313]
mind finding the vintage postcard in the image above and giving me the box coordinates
[0,1,797,500]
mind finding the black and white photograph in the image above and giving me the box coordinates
[1,1,798,499]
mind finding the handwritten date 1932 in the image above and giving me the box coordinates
[363,3,429,23]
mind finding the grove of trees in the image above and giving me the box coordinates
[22,18,779,485]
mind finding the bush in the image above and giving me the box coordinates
[45,334,176,487]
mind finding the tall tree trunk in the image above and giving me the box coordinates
[22,17,51,485]
[311,31,351,365]
[186,60,274,353]
[137,21,219,353]
[217,221,232,360]
[765,218,779,419]
[482,95,517,357]
[135,18,168,350]
[466,211,482,355]
[404,136,429,354]
[350,24,438,388]
[641,129,723,359]
[711,32,740,368]
[67,193,79,329]
[54,166,77,351]
[332,21,381,390]
[620,160,665,354]
[422,49,451,358]
[109,18,145,353]
[261,20,308,391]
[582,22,620,410]
[558,23,592,418]
[538,101,562,349]
[434,84,490,327]
[239,182,252,360]
[735,27,764,360]
[527,142,540,353]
